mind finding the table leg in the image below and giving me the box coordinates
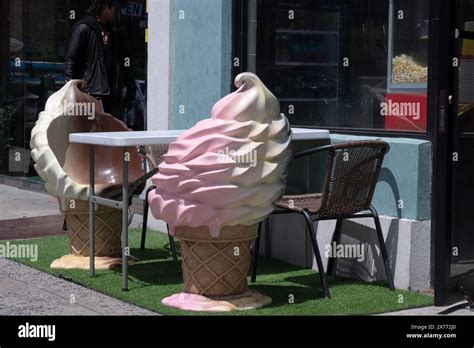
[264,217,271,257]
[89,145,95,276]
[122,147,129,291]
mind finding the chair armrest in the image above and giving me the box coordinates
[293,144,335,160]
[138,148,158,170]
[293,141,390,160]
[143,153,158,170]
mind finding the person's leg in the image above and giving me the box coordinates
[91,95,113,115]
[100,95,114,115]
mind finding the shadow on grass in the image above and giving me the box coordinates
[107,246,183,287]
[249,272,396,310]
[250,282,327,309]
[122,244,308,288]
[130,246,175,262]
[124,260,182,286]
[251,256,307,276]
[286,271,395,291]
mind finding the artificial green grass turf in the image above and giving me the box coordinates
[9,229,433,315]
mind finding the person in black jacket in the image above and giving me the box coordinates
[65,0,134,117]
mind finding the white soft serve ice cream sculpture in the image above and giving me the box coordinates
[149,73,292,237]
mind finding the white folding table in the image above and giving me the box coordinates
[69,128,330,290]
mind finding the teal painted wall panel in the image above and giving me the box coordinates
[331,134,432,220]
[168,1,432,220]
[171,0,232,130]
[416,142,432,220]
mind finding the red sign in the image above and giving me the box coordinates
[383,93,427,132]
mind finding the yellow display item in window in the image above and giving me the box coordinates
[462,21,474,57]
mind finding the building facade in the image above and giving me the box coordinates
[0,0,472,306]
[0,0,147,174]
[147,0,474,306]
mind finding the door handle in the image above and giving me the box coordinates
[439,89,448,133]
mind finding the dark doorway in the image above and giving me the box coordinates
[2,0,147,176]
[451,0,474,272]
[433,0,474,306]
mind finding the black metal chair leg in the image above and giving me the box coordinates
[62,217,67,231]
[140,185,156,250]
[327,218,343,275]
[251,221,263,283]
[167,224,178,261]
[369,206,395,291]
[302,210,331,299]
[140,200,149,250]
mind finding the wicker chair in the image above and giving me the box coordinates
[140,144,178,261]
[250,141,395,299]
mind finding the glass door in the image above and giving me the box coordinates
[434,0,474,306]
[450,0,474,280]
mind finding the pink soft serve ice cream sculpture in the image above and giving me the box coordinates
[150,72,292,311]
[149,72,292,236]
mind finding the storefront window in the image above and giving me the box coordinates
[1,0,147,176]
[391,1,428,85]
[386,0,428,132]
[255,0,429,133]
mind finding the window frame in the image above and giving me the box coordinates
[231,0,435,141]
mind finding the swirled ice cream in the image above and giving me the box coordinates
[30,80,143,210]
[149,73,292,237]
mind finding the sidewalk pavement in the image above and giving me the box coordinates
[0,182,473,316]
[0,183,59,220]
[381,303,474,316]
[0,258,157,316]
[0,183,155,316]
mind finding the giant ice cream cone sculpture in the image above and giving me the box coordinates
[30,80,143,269]
[149,73,292,311]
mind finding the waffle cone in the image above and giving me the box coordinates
[174,224,258,297]
[64,200,122,257]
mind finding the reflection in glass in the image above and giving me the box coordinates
[256,0,429,132]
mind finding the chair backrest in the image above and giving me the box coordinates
[145,144,170,169]
[318,141,388,218]
[44,81,143,188]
